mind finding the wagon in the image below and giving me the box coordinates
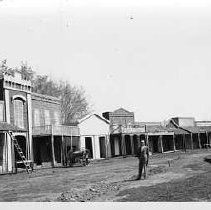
[67,149,89,167]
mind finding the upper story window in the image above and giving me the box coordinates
[54,111,60,125]
[34,109,40,126]
[44,110,50,125]
[14,99,24,128]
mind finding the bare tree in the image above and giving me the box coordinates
[0,60,92,123]
[0,59,15,76]
[59,82,91,124]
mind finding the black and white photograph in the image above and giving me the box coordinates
[0,0,211,205]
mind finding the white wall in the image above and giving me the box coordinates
[79,115,109,136]
[79,115,110,159]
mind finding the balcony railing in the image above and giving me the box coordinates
[32,125,80,136]
[110,124,146,134]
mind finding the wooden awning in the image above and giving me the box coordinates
[0,122,26,132]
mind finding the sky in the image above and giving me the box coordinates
[1,0,211,122]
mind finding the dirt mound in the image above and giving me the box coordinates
[57,182,121,202]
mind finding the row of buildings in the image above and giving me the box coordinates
[0,71,211,174]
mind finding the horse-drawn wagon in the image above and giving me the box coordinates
[67,149,89,167]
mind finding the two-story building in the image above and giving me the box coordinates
[0,71,79,174]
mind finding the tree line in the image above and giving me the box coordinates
[0,59,91,124]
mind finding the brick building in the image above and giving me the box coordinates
[103,108,135,126]
[0,71,79,174]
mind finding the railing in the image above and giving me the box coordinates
[32,125,80,136]
[121,126,145,134]
[110,124,146,134]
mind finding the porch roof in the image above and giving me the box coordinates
[184,126,211,134]
[0,122,26,132]
[166,120,211,134]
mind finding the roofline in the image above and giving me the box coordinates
[171,117,195,120]
[78,113,110,124]
[32,92,60,103]
[112,107,134,115]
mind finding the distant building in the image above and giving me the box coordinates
[103,108,134,126]
[195,121,211,127]
[171,117,195,127]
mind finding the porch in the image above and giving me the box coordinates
[32,125,80,168]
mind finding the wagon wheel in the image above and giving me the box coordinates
[82,158,86,166]
[75,157,81,164]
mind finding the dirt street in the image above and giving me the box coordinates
[0,149,211,202]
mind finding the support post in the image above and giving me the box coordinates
[105,135,108,159]
[160,135,164,153]
[11,134,16,173]
[137,135,141,148]
[121,134,126,157]
[198,133,202,149]
[27,93,33,162]
[146,134,149,146]
[173,134,176,151]
[206,132,209,148]
[190,133,193,150]
[130,135,134,155]
[70,128,73,150]
[183,134,186,153]
[61,135,64,165]
[51,126,56,167]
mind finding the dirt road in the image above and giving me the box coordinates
[0,149,210,202]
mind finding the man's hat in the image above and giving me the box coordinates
[141,140,145,143]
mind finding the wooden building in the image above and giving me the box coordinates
[78,114,111,159]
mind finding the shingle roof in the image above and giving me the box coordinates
[0,122,26,132]
[145,125,168,133]
[185,126,211,133]
[167,119,211,134]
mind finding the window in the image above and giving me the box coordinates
[34,109,40,126]
[14,99,24,128]
[44,110,50,125]
[54,111,60,125]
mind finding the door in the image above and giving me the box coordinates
[85,137,93,158]
[125,135,132,155]
[133,136,138,155]
[99,136,106,158]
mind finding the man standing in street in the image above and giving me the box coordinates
[136,140,149,180]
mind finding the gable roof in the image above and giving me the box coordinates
[78,113,110,124]
[112,108,134,116]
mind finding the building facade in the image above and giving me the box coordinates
[107,108,211,158]
[78,114,111,160]
[0,71,79,174]
[103,108,135,126]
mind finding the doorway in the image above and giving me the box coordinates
[15,135,26,162]
[133,135,138,155]
[85,137,93,158]
[99,136,106,158]
[125,135,132,155]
